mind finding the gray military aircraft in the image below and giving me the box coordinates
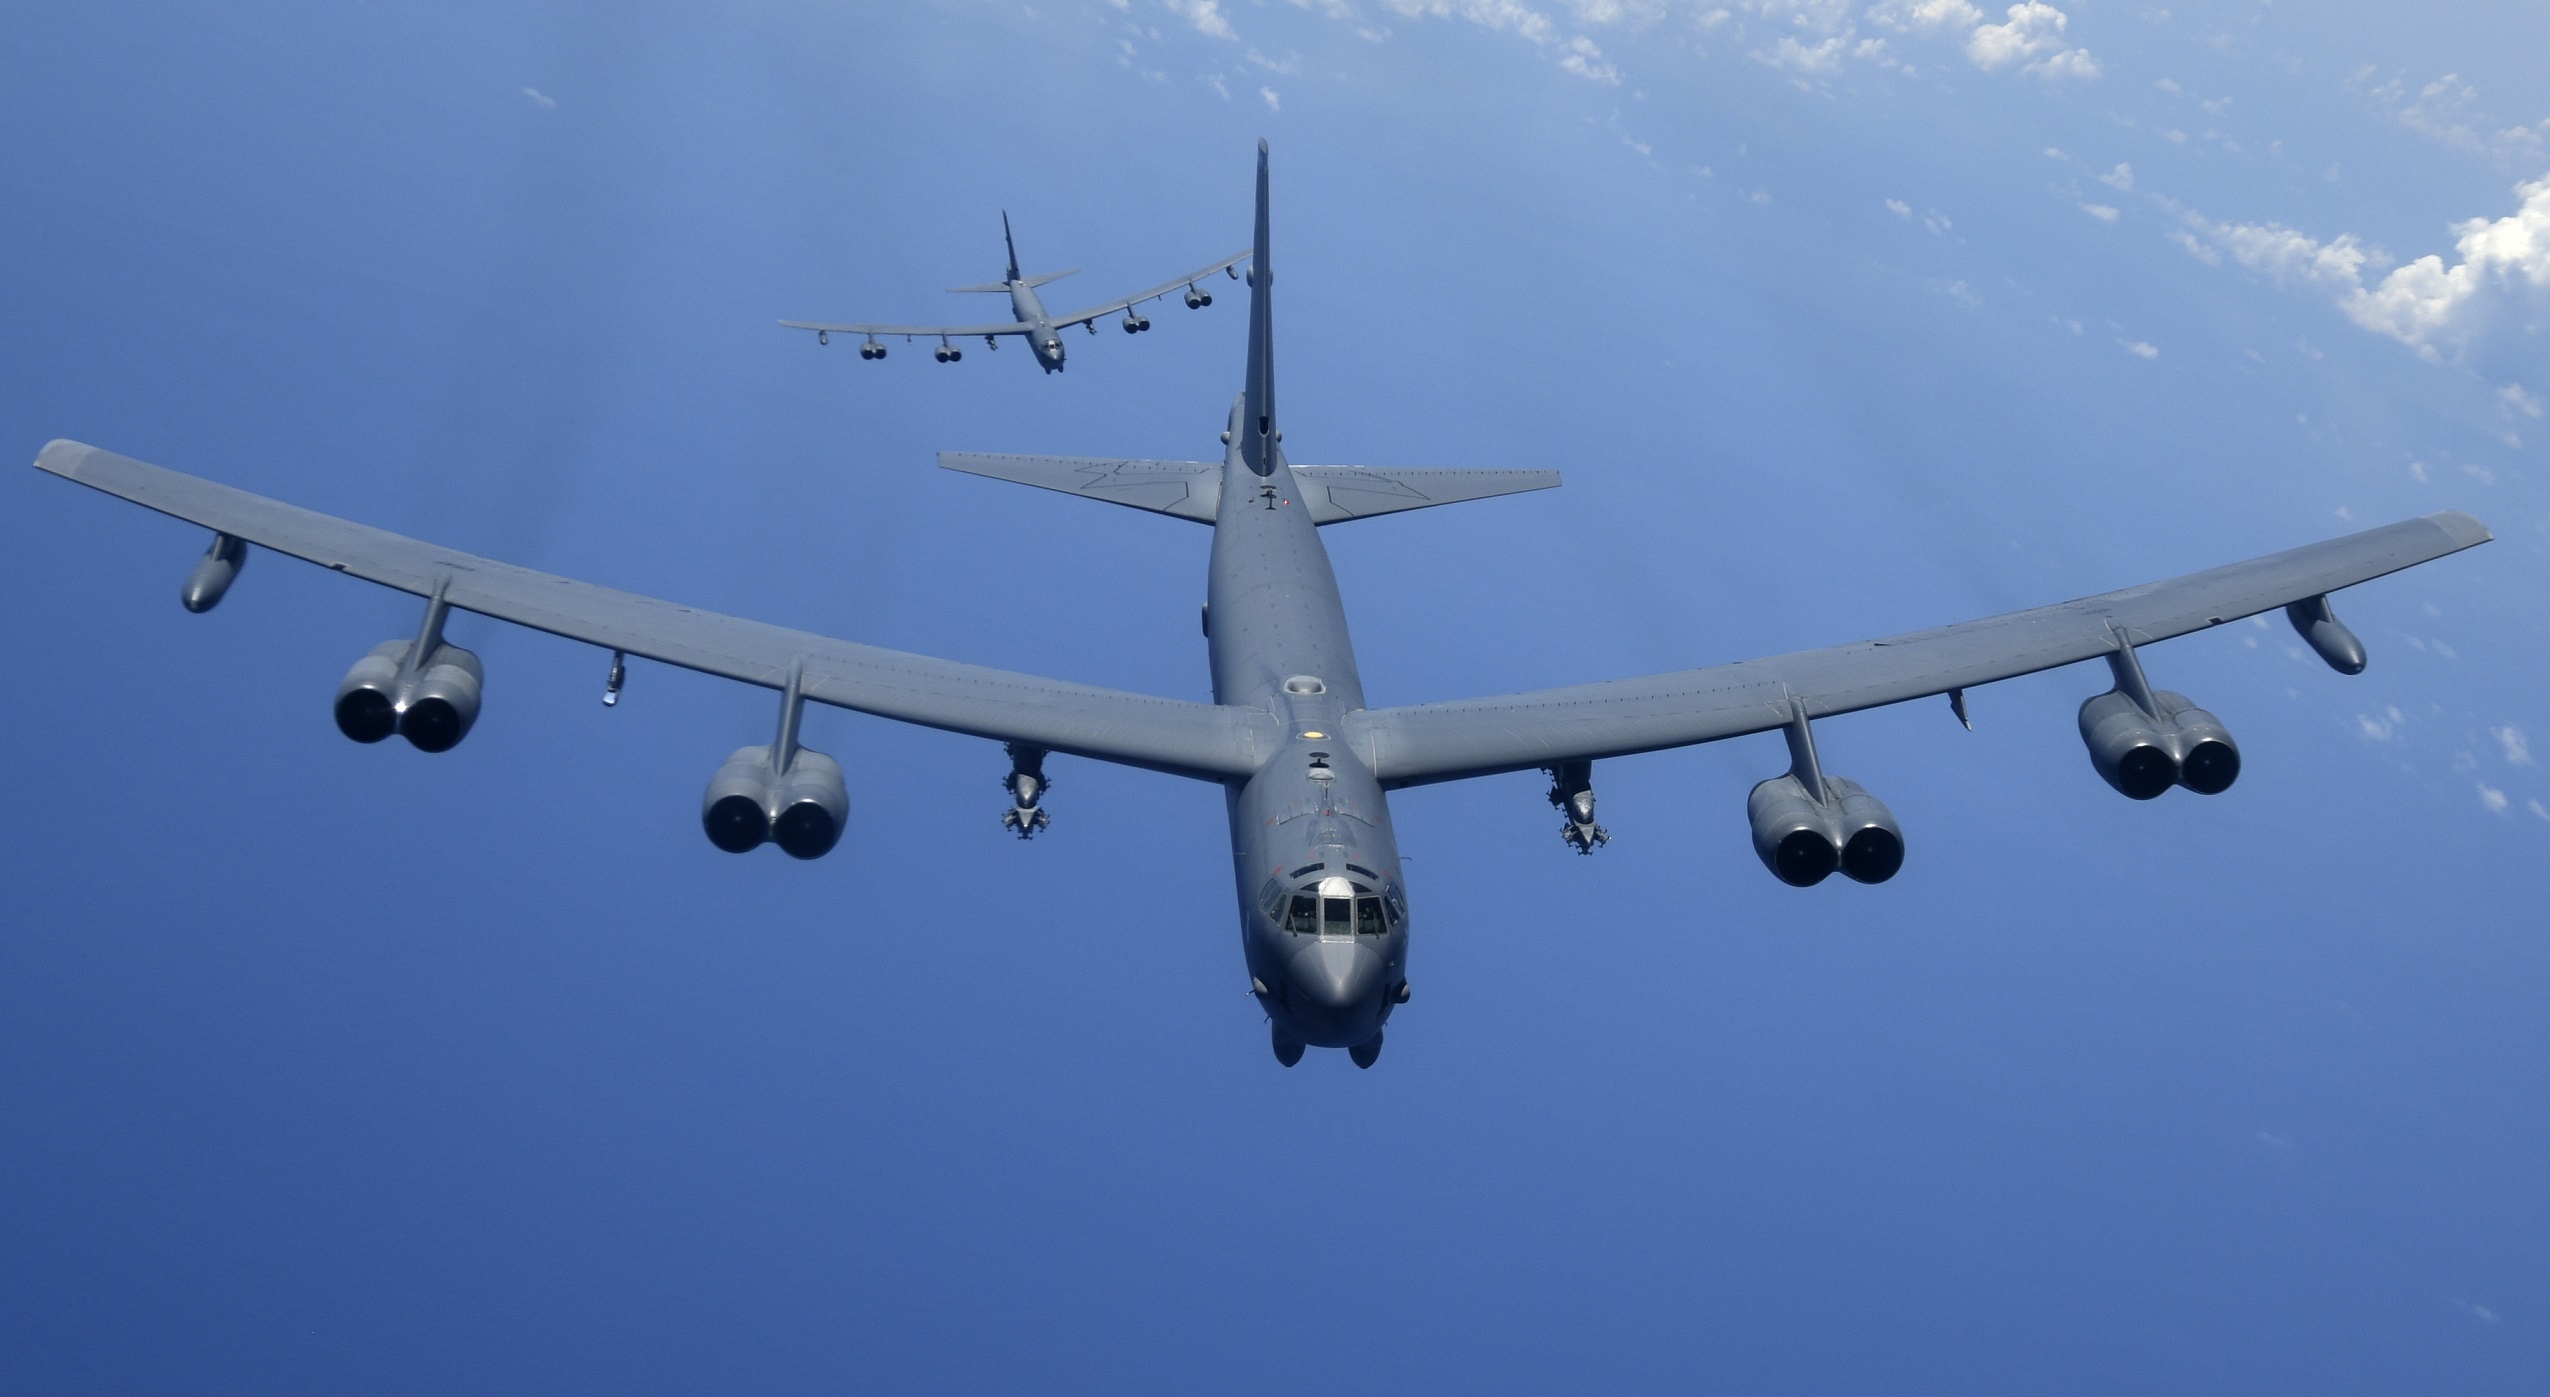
[35,142,2491,1068]
[779,211,1247,372]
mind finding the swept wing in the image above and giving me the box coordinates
[777,318,1031,340]
[1345,512,2490,787]
[35,441,1278,781]
[1049,250,1250,328]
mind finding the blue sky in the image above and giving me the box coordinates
[3,1,2545,1391]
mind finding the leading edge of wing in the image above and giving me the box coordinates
[1050,250,1251,327]
[1346,511,2491,788]
[35,441,1278,782]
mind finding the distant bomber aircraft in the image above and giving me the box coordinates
[36,143,2491,1068]
[780,211,1246,372]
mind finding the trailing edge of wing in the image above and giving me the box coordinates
[35,441,1278,782]
[1344,511,2491,788]
[1051,250,1251,327]
[1291,466,1561,523]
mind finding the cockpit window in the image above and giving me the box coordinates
[1286,895,1318,935]
[1321,897,1352,936]
[1259,878,1285,920]
[1384,882,1408,926]
[1355,896,1385,936]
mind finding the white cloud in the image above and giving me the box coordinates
[2120,339,2158,358]
[1261,85,1282,111]
[2080,202,2119,222]
[1164,0,1240,40]
[1886,198,1912,218]
[1966,3,2097,80]
[2099,162,2134,191]
[2504,384,2546,418]
[1560,35,1622,83]
[1869,0,1983,31]
[2166,176,2550,361]
[2494,725,2533,766]
[2478,784,2510,815]
[2531,799,2550,822]
[520,87,556,108]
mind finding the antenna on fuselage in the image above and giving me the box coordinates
[1240,139,1278,477]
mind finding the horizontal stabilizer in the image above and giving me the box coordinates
[940,453,1221,523]
[1291,467,1560,524]
[939,455,1562,526]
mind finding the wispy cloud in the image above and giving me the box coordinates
[520,87,556,108]
[1163,0,1239,41]
[1261,85,1283,111]
[2493,724,2532,766]
[2120,339,2157,358]
[2352,69,2549,168]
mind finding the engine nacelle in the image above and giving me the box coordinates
[2079,689,2240,798]
[702,744,849,859]
[1183,288,1211,308]
[333,640,484,752]
[1748,773,1904,887]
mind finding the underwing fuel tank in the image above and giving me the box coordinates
[181,533,246,612]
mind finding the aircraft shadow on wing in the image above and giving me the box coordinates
[35,141,2491,1069]
[779,211,1248,373]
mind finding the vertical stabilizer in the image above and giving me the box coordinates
[1240,141,1277,477]
[1001,211,1021,284]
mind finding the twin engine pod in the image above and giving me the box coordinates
[701,744,848,860]
[1748,773,1905,887]
[2078,637,2240,800]
[1748,700,1905,888]
[2079,689,2240,799]
[334,639,484,753]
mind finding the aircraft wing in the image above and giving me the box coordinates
[34,441,1280,782]
[1343,512,2491,788]
[1050,250,1251,327]
[777,318,1030,340]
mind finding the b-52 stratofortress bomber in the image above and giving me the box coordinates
[779,211,1246,371]
[36,142,2490,1068]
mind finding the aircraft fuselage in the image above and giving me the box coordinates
[1206,400,1408,1053]
[1002,282,1068,373]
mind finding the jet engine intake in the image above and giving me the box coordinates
[332,639,483,752]
[1184,288,1212,308]
[702,744,849,859]
[2079,639,2240,798]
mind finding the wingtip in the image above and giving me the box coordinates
[34,439,92,477]
[2427,509,2494,548]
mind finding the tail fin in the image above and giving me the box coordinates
[1240,140,1277,478]
[1002,210,1021,283]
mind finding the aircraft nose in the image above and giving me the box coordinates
[1289,940,1382,1012]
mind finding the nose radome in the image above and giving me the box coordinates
[1290,940,1381,1011]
